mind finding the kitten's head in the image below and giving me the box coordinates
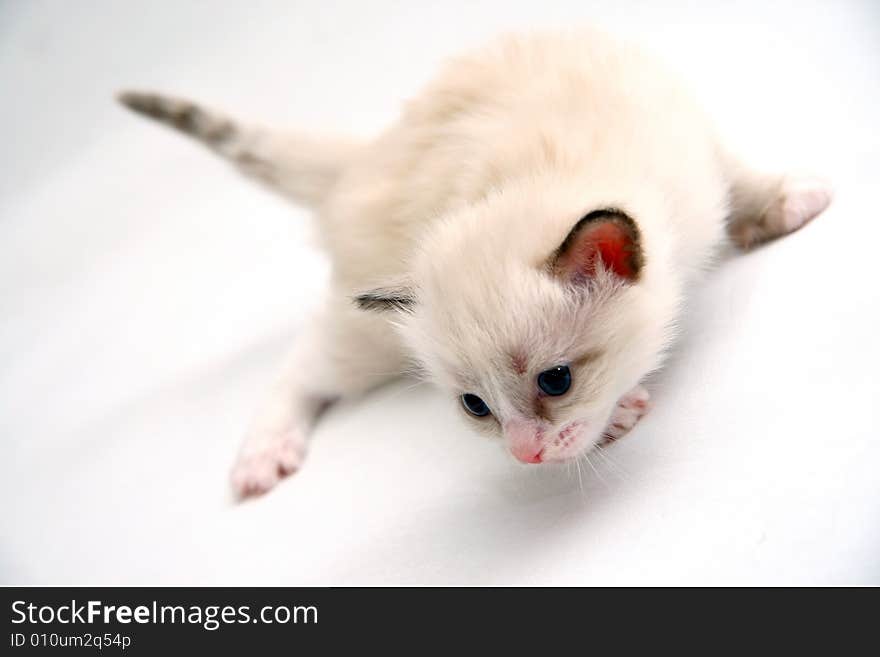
[356,183,678,464]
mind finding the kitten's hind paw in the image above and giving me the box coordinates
[730,177,832,249]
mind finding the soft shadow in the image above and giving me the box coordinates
[327,446,634,585]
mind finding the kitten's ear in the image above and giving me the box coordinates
[550,209,643,283]
[353,284,416,313]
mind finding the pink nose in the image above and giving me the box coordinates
[513,448,543,464]
[505,420,545,464]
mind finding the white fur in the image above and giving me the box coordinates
[121,29,831,497]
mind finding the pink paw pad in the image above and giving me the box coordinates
[601,385,651,445]
[230,429,306,499]
[778,179,833,233]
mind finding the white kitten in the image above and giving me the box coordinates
[120,29,831,497]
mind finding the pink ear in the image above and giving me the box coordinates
[552,211,642,282]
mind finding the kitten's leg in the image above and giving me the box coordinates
[724,159,832,249]
[231,302,405,498]
[600,385,651,445]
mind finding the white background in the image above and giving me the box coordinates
[1,0,878,584]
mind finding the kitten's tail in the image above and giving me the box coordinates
[117,91,358,207]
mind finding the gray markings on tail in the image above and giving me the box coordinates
[119,91,250,158]
[118,90,357,206]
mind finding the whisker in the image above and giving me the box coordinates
[574,453,585,498]
[592,444,629,482]
[582,450,609,489]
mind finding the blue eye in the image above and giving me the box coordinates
[537,365,571,396]
[461,393,491,417]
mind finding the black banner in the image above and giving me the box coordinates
[0,586,870,653]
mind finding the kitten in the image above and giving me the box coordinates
[120,29,831,498]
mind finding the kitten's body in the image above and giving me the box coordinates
[121,30,830,496]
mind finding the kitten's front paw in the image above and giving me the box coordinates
[600,385,651,446]
[230,427,306,499]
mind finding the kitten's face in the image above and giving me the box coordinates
[358,197,674,464]
[403,258,657,463]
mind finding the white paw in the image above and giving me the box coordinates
[230,427,306,499]
[773,177,833,234]
[601,385,651,445]
[734,177,833,248]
